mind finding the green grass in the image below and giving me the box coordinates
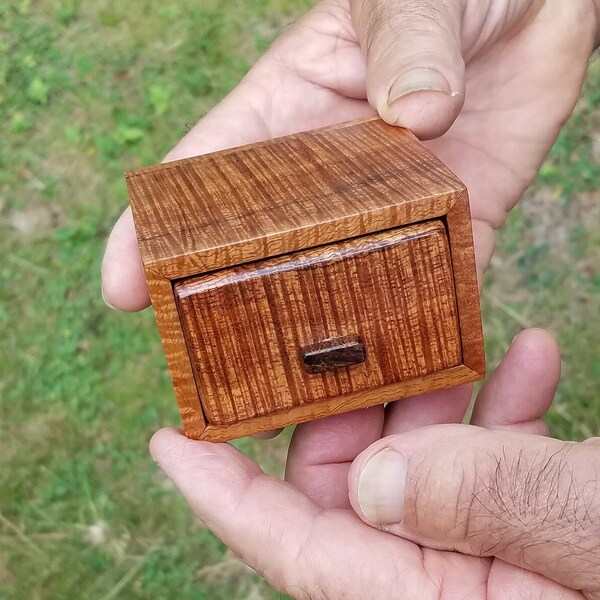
[0,1,598,598]
[483,57,600,440]
[1,1,306,598]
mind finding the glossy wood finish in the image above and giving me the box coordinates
[199,365,480,442]
[126,117,485,441]
[174,222,461,426]
[127,117,463,279]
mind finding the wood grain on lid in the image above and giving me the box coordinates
[127,118,466,278]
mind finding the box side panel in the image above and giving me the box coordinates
[146,271,206,437]
[445,192,486,377]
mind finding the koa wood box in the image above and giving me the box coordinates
[126,117,485,441]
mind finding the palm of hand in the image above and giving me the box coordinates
[153,331,579,598]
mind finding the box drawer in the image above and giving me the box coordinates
[174,220,461,426]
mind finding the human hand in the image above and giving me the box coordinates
[102,0,597,311]
[150,329,590,599]
[349,380,600,597]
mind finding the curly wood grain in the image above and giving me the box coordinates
[126,117,485,440]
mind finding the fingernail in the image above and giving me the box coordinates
[101,285,117,310]
[388,68,454,105]
[357,448,407,525]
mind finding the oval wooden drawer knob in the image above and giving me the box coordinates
[301,334,366,374]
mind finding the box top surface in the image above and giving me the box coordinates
[126,117,465,279]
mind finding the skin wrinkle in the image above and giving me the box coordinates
[421,549,490,600]
[571,473,589,530]
[466,452,489,545]
[415,550,445,600]
[576,476,599,533]
[288,506,323,575]
[271,20,369,105]
[478,530,511,556]
[288,10,355,71]
[466,511,516,555]
[520,447,550,517]
[232,476,325,594]
[390,553,426,599]
[461,0,546,57]
[541,450,573,525]
[413,453,437,533]
[244,80,278,138]
[284,508,435,600]
[475,456,514,520]
[539,447,575,522]
[478,455,515,522]
[537,448,564,525]
[157,439,229,475]
[483,1,534,45]
[442,111,543,172]
[497,446,558,521]
[330,37,357,95]
[427,135,530,226]
[419,551,444,600]
[581,477,600,525]
[280,584,327,600]
[504,447,522,519]
[323,514,440,599]
[466,451,529,543]
[361,0,544,63]
[455,461,469,535]
[355,0,455,61]
[559,472,578,526]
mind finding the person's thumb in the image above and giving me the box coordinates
[350,0,465,139]
[349,425,600,598]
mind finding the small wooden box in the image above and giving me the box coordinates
[127,118,485,441]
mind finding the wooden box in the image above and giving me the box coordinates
[126,117,485,441]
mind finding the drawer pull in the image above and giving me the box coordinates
[301,334,365,374]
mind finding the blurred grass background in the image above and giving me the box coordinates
[0,1,598,598]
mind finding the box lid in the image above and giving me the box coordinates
[126,117,465,279]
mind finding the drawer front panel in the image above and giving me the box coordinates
[174,221,461,425]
